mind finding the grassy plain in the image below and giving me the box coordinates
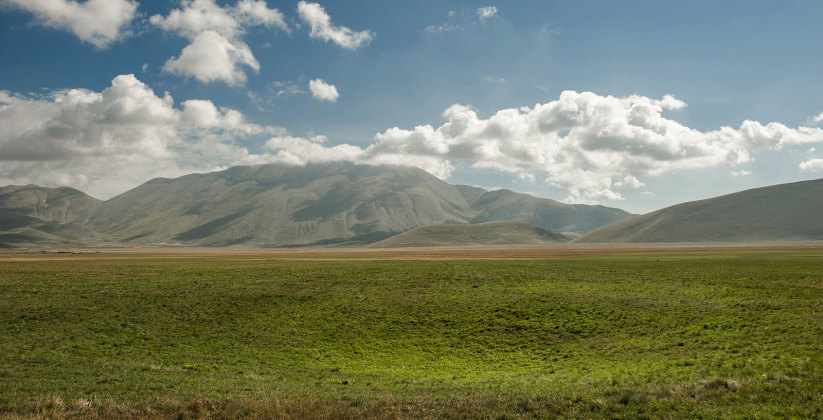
[0,245,822,418]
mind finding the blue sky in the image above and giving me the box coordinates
[1,0,822,213]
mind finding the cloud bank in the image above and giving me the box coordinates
[0,74,282,197]
[3,0,138,48]
[3,77,822,204]
[263,91,823,203]
[150,0,288,85]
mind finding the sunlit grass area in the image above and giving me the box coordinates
[1,248,821,418]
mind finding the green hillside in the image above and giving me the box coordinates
[371,220,570,247]
[0,185,102,247]
[576,178,823,243]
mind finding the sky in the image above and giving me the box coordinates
[1,0,822,214]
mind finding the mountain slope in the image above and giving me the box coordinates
[575,178,823,243]
[0,185,102,247]
[370,221,571,247]
[463,188,634,237]
[89,163,474,246]
[0,163,636,247]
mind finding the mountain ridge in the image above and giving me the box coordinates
[0,162,635,247]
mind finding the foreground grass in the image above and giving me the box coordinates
[0,249,821,418]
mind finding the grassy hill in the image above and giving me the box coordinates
[576,178,823,243]
[0,185,102,247]
[462,188,634,238]
[371,221,570,247]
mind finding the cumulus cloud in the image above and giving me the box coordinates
[150,0,287,85]
[232,0,289,29]
[800,158,823,172]
[297,1,374,49]
[0,74,284,197]
[6,78,823,205]
[3,0,138,48]
[477,6,498,22]
[162,30,259,85]
[262,91,823,203]
[308,79,339,102]
[814,112,823,124]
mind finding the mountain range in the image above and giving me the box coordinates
[4,163,822,247]
[0,162,633,248]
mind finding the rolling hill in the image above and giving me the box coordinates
[461,188,633,238]
[0,163,635,247]
[0,185,102,247]
[575,178,823,243]
[370,221,571,247]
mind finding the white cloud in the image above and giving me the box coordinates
[247,80,305,110]
[261,91,823,203]
[423,23,460,34]
[232,0,288,30]
[730,169,752,177]
[799,158,823,172]
[814,112,823,124]
[425,7,501,36]
[0,74,284,198]
[477,6,498,22]
[150,0,287,85]
[659,94,687,110]
[615,175,645,188]
[485,76,507,85]
[162,30,258,85]
[297,1,374,49]
[308,79,339,102]
[4,0,137,48]
[6,78,822,205]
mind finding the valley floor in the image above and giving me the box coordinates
[1,244,822,418]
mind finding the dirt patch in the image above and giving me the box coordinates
[2,242,823,261]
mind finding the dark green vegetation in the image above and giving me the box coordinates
[577,178,823,243]
[0,163,634,248]
[371,220,570,247]
[1,248,822,418]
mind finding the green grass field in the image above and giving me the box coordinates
[1,248,822,418]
